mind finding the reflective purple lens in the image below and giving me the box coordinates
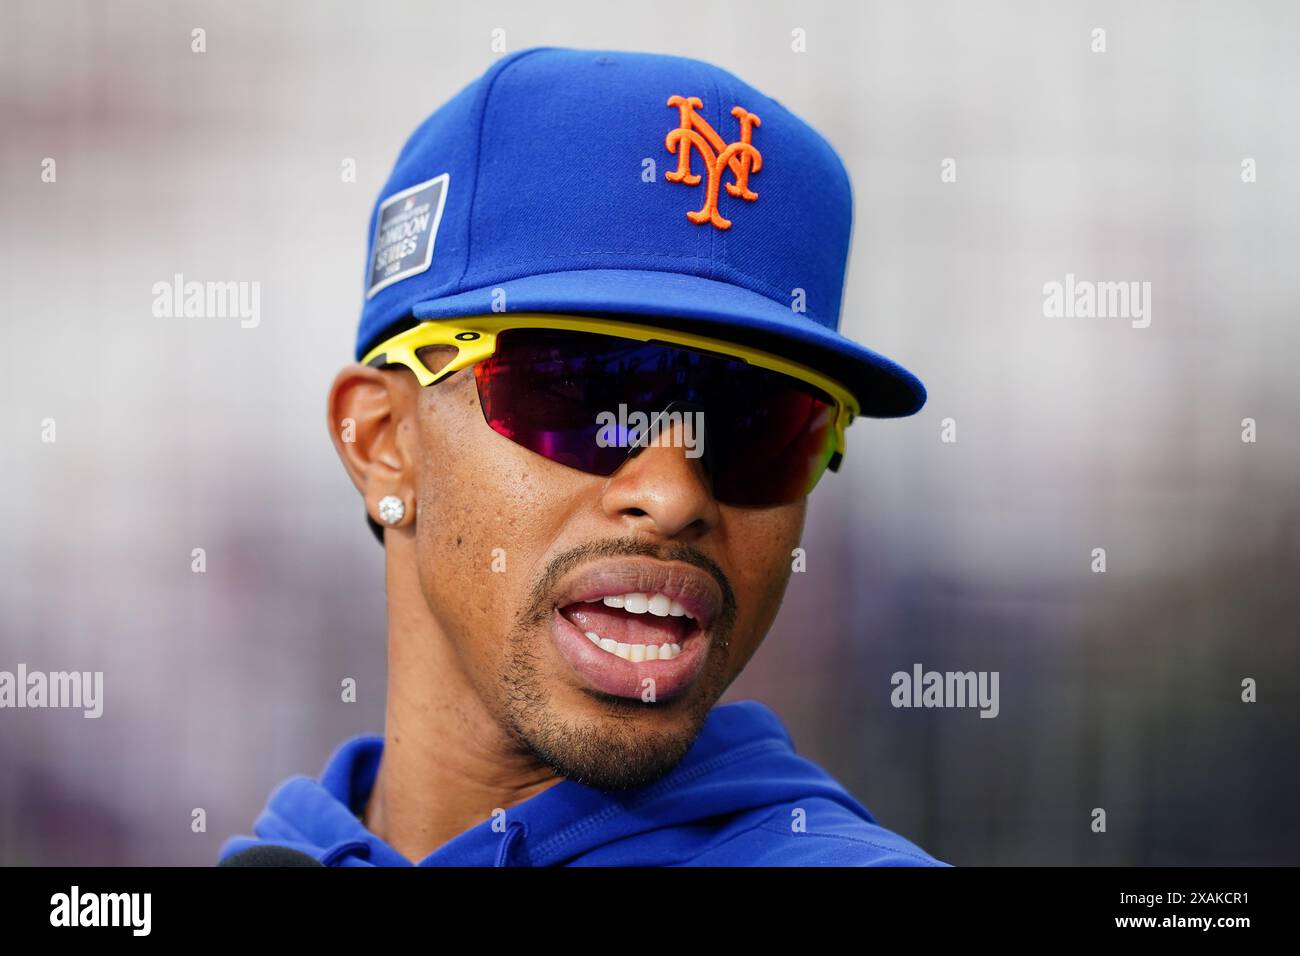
[473,328,839,506]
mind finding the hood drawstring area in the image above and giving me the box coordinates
[320,839,372,866]
[494,820,528,867]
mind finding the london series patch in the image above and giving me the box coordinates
[366,173,450,298]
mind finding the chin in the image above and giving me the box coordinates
[509,677,716,790]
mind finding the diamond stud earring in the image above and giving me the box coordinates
[377,495,406,526]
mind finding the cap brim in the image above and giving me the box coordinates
[407,269,925,417]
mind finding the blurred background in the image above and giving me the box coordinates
[1,0,1297,866]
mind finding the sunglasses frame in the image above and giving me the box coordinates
[359,312,858,481]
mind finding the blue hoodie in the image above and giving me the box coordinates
[218,699,947,866]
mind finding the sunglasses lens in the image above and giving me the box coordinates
[473,329,840,506]
[706,373,839,505]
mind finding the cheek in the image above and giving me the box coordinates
[723,505,805,652]
[409,379,575,644]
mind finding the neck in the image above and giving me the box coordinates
[362,539,561,863]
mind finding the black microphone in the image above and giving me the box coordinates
[219,845,324,867]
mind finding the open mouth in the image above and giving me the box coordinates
[547,559,725,700]
[558,592,701,663]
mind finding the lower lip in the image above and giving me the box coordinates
[549,608,711,701]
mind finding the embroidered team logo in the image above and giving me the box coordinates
[664,95,762,230]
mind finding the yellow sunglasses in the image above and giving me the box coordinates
[361,313,858,506]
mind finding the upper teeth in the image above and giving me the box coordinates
[594,592,693,620]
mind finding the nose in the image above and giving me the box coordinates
[599,413,720,540]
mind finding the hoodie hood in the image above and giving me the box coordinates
[219,699,945,866]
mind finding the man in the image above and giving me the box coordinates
[219,47,944,866]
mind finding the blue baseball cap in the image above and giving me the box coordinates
[356,47,925,417]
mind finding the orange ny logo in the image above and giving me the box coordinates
[664,95,762,230]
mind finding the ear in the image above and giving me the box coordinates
[327,363,419,530]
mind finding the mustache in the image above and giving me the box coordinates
[518,537,737,631]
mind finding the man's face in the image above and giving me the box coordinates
[385,362,805,790]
